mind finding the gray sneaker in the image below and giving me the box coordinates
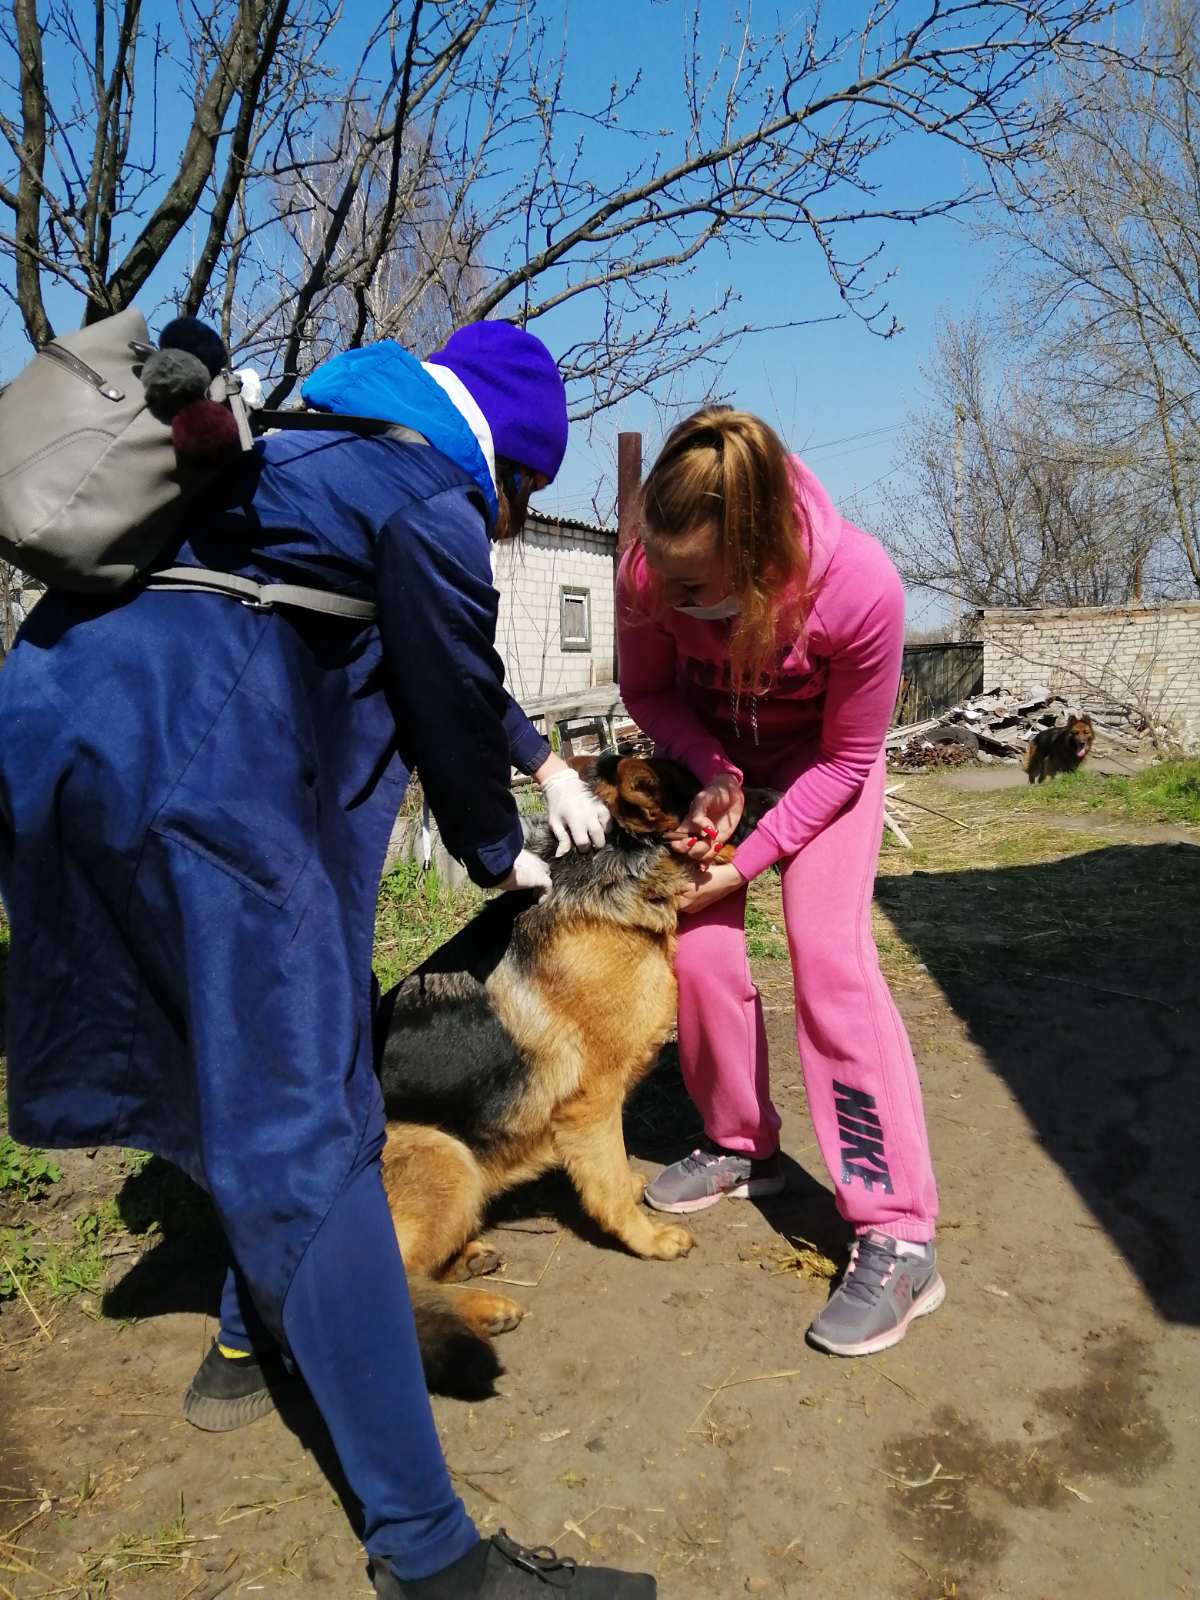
[643,1140,785,1214]
[807,1231,944,1357]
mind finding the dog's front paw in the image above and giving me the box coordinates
[648,1222,695,1259]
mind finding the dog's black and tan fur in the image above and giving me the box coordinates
[376,753,768,1392]
[1023,715,1095,784]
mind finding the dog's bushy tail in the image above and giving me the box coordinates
[409,1280,503,1400]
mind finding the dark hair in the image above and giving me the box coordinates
[493,456,535,541]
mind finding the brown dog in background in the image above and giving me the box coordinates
[1023,715,1095,783]
[375,753,773,1394]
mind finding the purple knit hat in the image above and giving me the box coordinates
[429,322,569,484]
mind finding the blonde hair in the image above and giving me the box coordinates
[638,407,808,691]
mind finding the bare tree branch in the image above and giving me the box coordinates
[11,0,52,344]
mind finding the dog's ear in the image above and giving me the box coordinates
[615,756,696,834]
[1065,715,1078,730]
[615,757,668,833]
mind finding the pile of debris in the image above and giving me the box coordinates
[887,686,1149,771]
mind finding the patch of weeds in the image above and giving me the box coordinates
[0,1228,41,1303]
[0,1220,105,1305]
[0,1135,62,1201]
[374,859,482,990]
[745,890,787,960]
[1015,758,1200,827]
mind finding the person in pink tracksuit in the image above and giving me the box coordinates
[617,406,944,1358]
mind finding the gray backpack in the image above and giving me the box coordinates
[0,308,422,621]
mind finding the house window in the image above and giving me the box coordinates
[560,586,591,651]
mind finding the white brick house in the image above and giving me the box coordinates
[492,513,618,701]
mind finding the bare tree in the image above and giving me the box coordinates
[3,2,1132,418]
[995,0,1200,593]
[884,316,1163,610]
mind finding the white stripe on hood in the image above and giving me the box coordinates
[422,361,497,495]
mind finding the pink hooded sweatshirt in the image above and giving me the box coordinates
[616,456,905,881]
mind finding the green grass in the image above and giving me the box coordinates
[1014,758,1200,827]
[0,1134,62,1201]
[373,859,482,991]
[1,1209,111,1306]
[871,765,1200,985]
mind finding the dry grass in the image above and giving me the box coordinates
[737,1236,839,1281]
[871,775,1200,987]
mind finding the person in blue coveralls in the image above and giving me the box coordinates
[0,322,656,1599]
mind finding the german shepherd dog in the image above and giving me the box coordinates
[375,753,770,1393]
[1023,715,1095,784]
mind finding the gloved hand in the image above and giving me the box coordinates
[540,769,611,857]
[498,848,553,899]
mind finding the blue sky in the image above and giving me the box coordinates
[515,3,1008,629]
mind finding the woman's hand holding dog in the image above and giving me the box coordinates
[674,858,746,916]
[666,773,744,863]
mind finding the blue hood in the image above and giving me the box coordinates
[301,342,497,519]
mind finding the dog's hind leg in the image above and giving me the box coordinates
[408,1279,524,1400]
[381,1122,486,1280]
[555,1099,694,1260]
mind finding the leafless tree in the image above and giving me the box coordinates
[883,316,1164,610]
[3,1,1132,420]
[995,0,1200,593]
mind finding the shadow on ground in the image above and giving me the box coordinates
[100,1156,225,1320]
[875,841,1200,1325]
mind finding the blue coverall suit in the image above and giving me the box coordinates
[0,425,550,1579]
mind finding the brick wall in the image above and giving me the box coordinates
[493,516,617,701]
[979,601,1200,738]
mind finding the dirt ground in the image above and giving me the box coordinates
[2,774,1198,1600]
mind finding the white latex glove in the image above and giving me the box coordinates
[540,768,611,857]
[232,366,265,409]
[498,848,552,899]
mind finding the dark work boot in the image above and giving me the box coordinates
[182,1340,292,1432]
[371,1529,656,1596]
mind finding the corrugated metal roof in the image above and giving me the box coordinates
[526,510,616,541]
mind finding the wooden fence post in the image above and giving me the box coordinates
[615,432,642,678]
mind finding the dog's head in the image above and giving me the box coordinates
[584,751,699,839]
[1066,715,1095,761]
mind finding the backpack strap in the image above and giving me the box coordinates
[250,410,430,445]
[144,566,377,620]
[140,412,430,620]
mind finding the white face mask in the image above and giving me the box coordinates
[673,595,741,620]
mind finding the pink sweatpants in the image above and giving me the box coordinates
[674,747,939,1242]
